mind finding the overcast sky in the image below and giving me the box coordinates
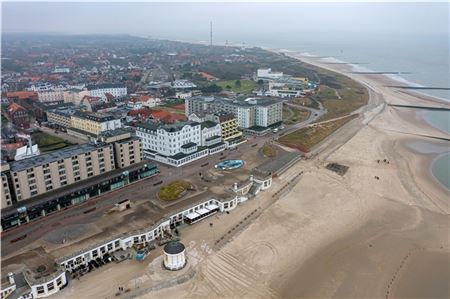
[2,2,448,42]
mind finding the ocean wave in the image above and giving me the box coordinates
[299,52,317,57]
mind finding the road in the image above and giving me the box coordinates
[33,124,86,145]
[1,136,275,258]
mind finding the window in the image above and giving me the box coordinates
[37,286,45,294]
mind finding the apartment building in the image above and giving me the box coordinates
[205,113,243,143]
[257,68,284,80]
[47,105,77,128]
[185,96,283,129]
[37,90,65,103]
[98,129,143,169]
[7,143,115,202]
[1,163,13,209]
[86,84,127,101]
[136,121,225,167]
[70,111,122,136]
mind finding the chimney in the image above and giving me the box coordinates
[8,272,15,285]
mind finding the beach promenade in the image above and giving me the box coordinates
[135,54,449,299]
[48,53,449,299]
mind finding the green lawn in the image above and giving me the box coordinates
[278,114,358,152]
[262,144,277,157]
[215,80,258,94]
[158,180,193,201]
[283,105,311,125]
[31,131,74,153]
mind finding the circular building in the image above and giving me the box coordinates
[163,241,186,271]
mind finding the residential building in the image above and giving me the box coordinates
[136,121,226,167]
[87,84,127,101]
[98,129,143,169]
[185,96,283,130]
[257,68,284,80]
[70,111,122,136]
[1,163,13,208]
[6,103,30,129]
[200,121,222,147]
[6,143,115,202]
[53,67,70,73]
[47,105,77,128]
[205,113,243,143]
[63,89,90,106]
[172,80,196,89]
[37,89,65,103]
[6,91,38,102]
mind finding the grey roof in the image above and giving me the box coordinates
[136,121,200,133]
[164,241,185,254]
[9,143,103,172]
[201,120,218,129]
[190,96,280,108]
[181,142,197,149]
[73,111,115,122]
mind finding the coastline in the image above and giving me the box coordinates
[41,40,450,299]
[139,45,449,298]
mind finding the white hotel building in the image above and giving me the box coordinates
[136,120,225,167]
[86,84,127,101]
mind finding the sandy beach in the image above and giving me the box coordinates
[150,55,449,298]
[56,53,449,299]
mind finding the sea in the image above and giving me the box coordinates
[212,33,450,189]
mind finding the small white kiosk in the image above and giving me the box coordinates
[163,241,186,270]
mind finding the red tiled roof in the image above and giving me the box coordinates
[6,91,37,100]
[198,72,218,81]
[1,142,24,152]
[7,102,26,114]
[151,110,171,120]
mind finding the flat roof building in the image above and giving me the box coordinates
[185,96,283,129]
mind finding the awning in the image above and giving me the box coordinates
[205,204,219,211]
[197,208,211,215]
[185,212,200,220]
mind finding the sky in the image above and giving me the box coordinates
[2,2,449,42]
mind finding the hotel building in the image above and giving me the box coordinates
[185,96,283,130]
[136,120,226,167]
[86,84,127,101]
[70,111,122,136]
[6,143,115,202]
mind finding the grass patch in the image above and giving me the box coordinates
[216,80,258,94]
[262,144,277,157]
[158,180,193,201]
[278,114,358,152]
[314,73,368,122]
[31,131,74,153]
[283,105,311,125]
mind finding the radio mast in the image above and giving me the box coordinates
[210,21,213,46]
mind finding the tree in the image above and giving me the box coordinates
[201,84,223,93]
[235,80,241,88]
[257,79,264,86]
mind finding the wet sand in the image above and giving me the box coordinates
[59,50,449,299]
[391,250,450,299]
[144,54,449,299]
